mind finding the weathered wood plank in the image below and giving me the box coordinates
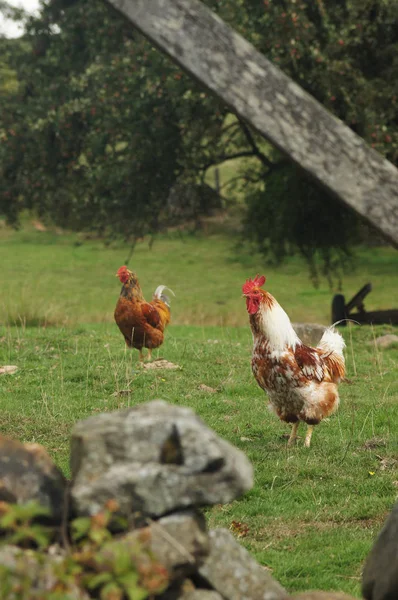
[106,0,398,246]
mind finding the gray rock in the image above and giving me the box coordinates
[198,529,286,600]
[0,436,67,522]
[180,592,224,600]
[0,366,18,375]
[133,510,209,579]
[362,501,398,600]
[293,323,327,347]
[70,400,253,518]
[372,334,398,349]
[0,545,89,599]
[159,584,223,600]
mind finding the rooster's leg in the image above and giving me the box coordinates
[146,348,152,361]
[139,349,144,362]
[304,425,314,448]
[287,422,299,447]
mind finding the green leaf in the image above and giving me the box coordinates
[124,582,149,600]
[71,516,92,541]
[100,581,123,600]
[0,512,17,528]
[27,524,53,548]
[117,570,139,590]
[87,571,113,590]
[89,527,110,545]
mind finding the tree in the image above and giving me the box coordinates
[0,0,232,241]
[0,0,396,281]
[205,0,398,284]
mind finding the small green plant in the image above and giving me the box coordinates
[0,500,169,600]
[76,534,168,600]
[0,501,53,549]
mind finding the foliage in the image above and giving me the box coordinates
[0,0,229,241]
[243,165,361,287]
[208,0,398,284]
[0,501,53,549]
[0,499,169,600]
[0,0,397,281]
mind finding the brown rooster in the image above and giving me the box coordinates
[243,275,345,447]
[114,266,173,361]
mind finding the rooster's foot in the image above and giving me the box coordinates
[304,425,314,448]
[287,422,299,447]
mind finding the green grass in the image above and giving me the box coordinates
[0,223,397,327]
[0,224,397,597]
[0,322,396,595]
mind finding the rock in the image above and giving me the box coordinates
[142,359,182,370]
[293,323,327,346]
[0,436,67,522]
[198,384,217,393]
[70,400,253,518]
[157,580,223,600]
[362,501,398,600]
[135,510,209,579]
[180,592,224,600]
[0,545,89,599]
[289,593,358,600]
[198,529,286,600]
[0,366,18,375]
[371,334,398,349]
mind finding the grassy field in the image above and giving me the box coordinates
[0,223,397,327]
[0,224,397,597]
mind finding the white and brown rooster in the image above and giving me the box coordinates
[243,275,345,447]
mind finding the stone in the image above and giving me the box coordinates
[292,323,327,347]
[288,593,358,600]
[0,545,89,599]
[362,501,398,600]
[198,384,217,394]
[0,436,67,522]
[180,592,224,600]
[198,529,286,600]
[159,585,223,600]
[133,510,209,579]
[0,366,18,375]
[142,359,182,370]
[372,334,398,349]
[70,400,253,518]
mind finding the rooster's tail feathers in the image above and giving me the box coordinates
[153,285,175,307]
[318,326,346,359]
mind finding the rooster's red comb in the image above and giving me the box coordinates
[242,275,266,295]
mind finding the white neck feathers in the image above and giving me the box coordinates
[257,299,300,351]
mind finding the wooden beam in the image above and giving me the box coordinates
[106,0,398,246]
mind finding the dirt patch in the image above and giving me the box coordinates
[198,384,218,393]
[256,513,388,542]
[361,437,387,450]
[0,365,18,375]
[141,359,181,370]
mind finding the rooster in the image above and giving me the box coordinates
[114,266,173,361]
[243,275,345,447]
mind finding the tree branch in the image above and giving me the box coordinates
[199,121,240,152]
[238,118,277,169]
[199,150,257,173]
